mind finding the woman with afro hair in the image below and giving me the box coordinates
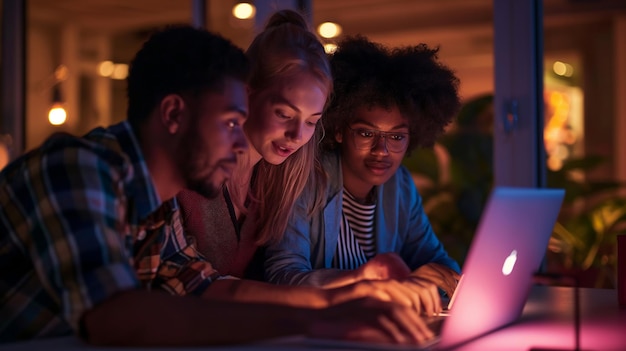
[266,35,462,315]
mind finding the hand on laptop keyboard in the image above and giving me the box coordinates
[409,263,461,298]
[354,252,412,281]
[335,277,442,316]
[309,296,435,344]
[396,276,444,316]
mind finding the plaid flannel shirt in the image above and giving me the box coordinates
[0,121,219,342]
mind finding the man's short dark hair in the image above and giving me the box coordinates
[126,25,250,131]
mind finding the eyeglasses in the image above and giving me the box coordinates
[347,126,409,153]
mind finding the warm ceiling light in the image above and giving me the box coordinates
[48,85,67,126]
[552,61,573,77]
[318,22,342,39]
[233,2,256,19]
[98,61,128,80]
[324,43,338,54]
[48,105,67,126]
[98,61,115,77]
[111,64,129,80]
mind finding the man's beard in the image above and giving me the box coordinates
[177,130,224,199]
[189,157,240,198]
[186,175,221,199]
[183,156,234,199]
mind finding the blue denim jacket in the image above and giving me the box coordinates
[264,151,460,286]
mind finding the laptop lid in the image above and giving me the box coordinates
[437,186,565,350]
[270,187,565,351]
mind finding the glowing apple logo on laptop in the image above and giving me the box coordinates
[502,250,517,276]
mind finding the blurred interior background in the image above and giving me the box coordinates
[2,0,626,288]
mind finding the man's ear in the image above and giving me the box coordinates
[335,129,343,144]
[159,94,186,134]
[247,86,257,103]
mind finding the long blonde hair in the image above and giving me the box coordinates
[228,9,331,245]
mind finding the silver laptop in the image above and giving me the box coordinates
[279,186,565,350]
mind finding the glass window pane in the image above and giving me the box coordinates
[26,0,183,149]
[543,1,626,288]
[24,0,625,289]
[1,0,26,168]
[24,1,254,151]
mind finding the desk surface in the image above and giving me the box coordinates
[452,285,626,350]
[2,285,625,351]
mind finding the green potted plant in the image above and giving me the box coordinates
[403,94,494,266]
[405,94,626,288]
[547,156,626,288]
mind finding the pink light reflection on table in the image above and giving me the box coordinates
[452,286,626,351]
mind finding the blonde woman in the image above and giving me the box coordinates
[174,12,441,332]
[177,9,328,279]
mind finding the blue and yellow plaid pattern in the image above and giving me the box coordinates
[0,121,219,342]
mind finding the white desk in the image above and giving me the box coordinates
[2,286,625,350]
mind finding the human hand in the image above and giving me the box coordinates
[398,276,443,316]
[328,277,441,316]
[410,263,461,298]
[309,297,435,345]
[355,252,411,281]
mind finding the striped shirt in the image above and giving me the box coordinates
[0,121,219,342]
[332,189,376,270]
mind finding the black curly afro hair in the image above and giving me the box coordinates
[322,35,461,153]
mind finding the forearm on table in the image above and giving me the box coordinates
[82,289,314,346]
[305,269,365,289]
[268,265,366,289]
[203,278,331,308]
